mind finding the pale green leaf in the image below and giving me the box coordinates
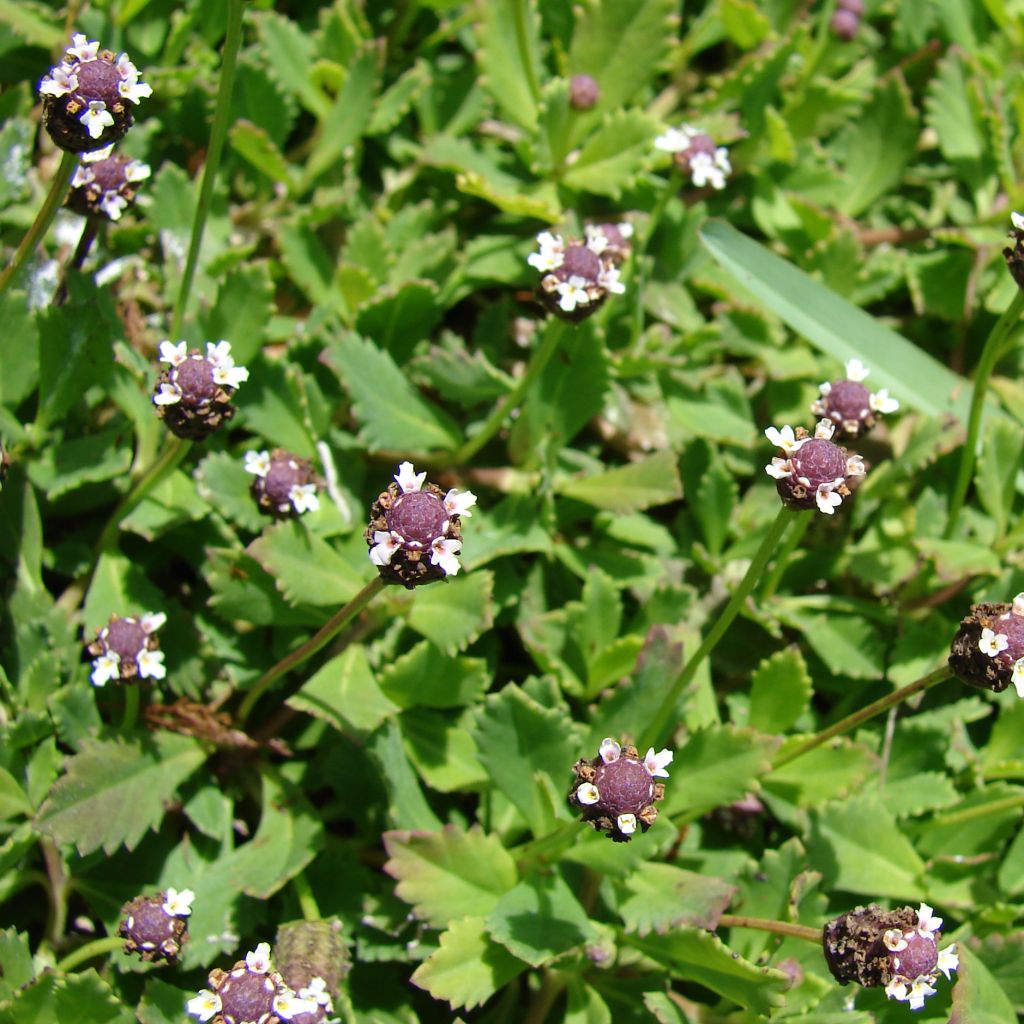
[475,0,542,129]
[950,944,1017,1024]
[617,863,736,936]
[749,646,813,733]
[558,452,682,514]
[380,641,490,708]
[407,570,495,655]
[560,110,659,198]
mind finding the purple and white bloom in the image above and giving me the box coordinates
[655,124,732,190]
[395,461,427,494]
[950,594,1024,697]
[152,341,248,440]
[811,359,900,439]
[527,232,565,272]
[87,612,167,686]
[186,990,222,1022]
[119,888,192,963]
[643,747,673,778]
[248,449,322,520]
[600,737,621,763]
[585,221,634,264]
[39,64,78,97]
[247,942,273,974]
[528,229,629,321]
[766,420,865,515]
[68,149,151,222]
[979,627,1009,656]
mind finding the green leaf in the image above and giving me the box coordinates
[27,428,132,503]
[560,110,659,197]
[256,10,330,118]
[194,451,267,533]
[915,538,1001,581]
[354,281,442,362]
[401,707,488,792]
[0,0,63,47]
[34,734,206,855]
[720,0,771,47]
[0,929,34,1000]
[366,719,443,830]
[617,864,736,936]
[699,220,972,423]
[0,287,39,407]
[950,944,1017,1024]
[201,262,277,365]
[475,0,542,129]
[326,333,461,451]
[748,646,813,733]
[558,452,682,514]
[411,915,526,1011]
[0,767,32,821]
[384,826,518,928]
[407,570,495,655]
[367,59,431,135]
[784,611,886,680]
[975,417,1024,539]
[230,120,297,190]
[692,451,737,558]
[380,641,490,708]
[138,979,198,1024]
[275,222,347,314]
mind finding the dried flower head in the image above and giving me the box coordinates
[67,146,151,221]
[39,34,152,153]
[654,124,731,190]
[1004,212,1024,290]
[569,73,601,110]
[810,359,899,440]
[366,462,476,589]
[245,450,322,520]
[949,594,1024,696]
[153,341,249,441]
[118,887,193,963]
[274,919,349,1024]
[86,611,166,687]
[823,903,958,1010]
[569,738,673,842]
[765,420,866,515]
[584,221,634,265]
[527,230,626,322]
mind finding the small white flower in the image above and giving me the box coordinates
[91,651,120,687]
[245,942,272,973]
[883,928,909,952]
[870,389,900,414]
[1013,593,1024,616]
[527,231,565,272]
[68,34,101,61]
[653,126,690,152]
[905,979,937,1010]
[598,265,625,295]
[430,536,463,576]
[125,160,152,183]
[1012,658,1024,698]
[137,648,166,680]
[163,888,195,916]
[616,813,637,835]
[576,783,600,805]
[244,450,271,477]
[916,903,942,934]
[395,462,426,493]
[765,457,793,480]
[1012,211,1024,232]
[443,488,477,518]
[141,611,166,634]
[83,144,115,162]
[764,425,803,453]
[99,193,129,221]
[584,225,609,254]
[688,148,731,190]
[556,276,591,312]
[818,380,833,397]
[845,358,869,382]
[846,454,866,477]
[119,77,153,104]
[599,738,621,763]
[153,383,182,406]
[979,627,1009,657]
[273,990,318,1020]
[159,341,188,366]
[815,482,843,515]
[212,363,250,389]
[813,419,836,440]
[369,531,401,566]
[298,977,333,1009]
[206,340,234,367]
[289,483,319,515]
[186,989,222,1022]
[39,65,78,97]
[71,166,94,189]
[936,944,959,979]
[80,100,114,139]
[643,747,673,778]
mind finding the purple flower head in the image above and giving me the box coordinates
[949,594,1024,697]
[245,450,322,520]
[118,887,193,963]
[528,230,626,322]
[86,611,166,687]
[654,123,732,189]
[68,146,151,221]
[765,420,865,515]
[810,359,899,440]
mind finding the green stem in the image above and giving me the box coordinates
[771,665,953,770]
[237,576,387,724]
[292,871,321,922]
[119,685,140,733]
[447,319,570,467]
[0,151,78,298]
[927,792,1024,829]
[760,513,810,600]
[55,935,123,973]
[522,970,566,1024]
[717,914,821,944]
[171,0,245,338]
[945,288,1024,538]
[643,507,796,748]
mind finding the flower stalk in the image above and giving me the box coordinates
[55,935,124,973]
[717,914,822,944]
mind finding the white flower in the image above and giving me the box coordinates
[584,225,609,254]
[90,651,120,687]
[119,77,153,104]
[598,265,625,295]
[653,126,691,152]
[395,462,426,493]
[153,383,182,406]
[163,888,195,916]
[141,611,166,634]
[599,738,621,763]
[765,457,793,480]
[527,231,564,272]
[813,419,836,440]
[979,627,1009,657]
[289,483,319,515]
[443,488,477,518]
[100,193,129,221]
[576,783,600,805]
[644,747,673,778]
[245,942,272,973]
[273,991,318,1020]
[1012,658,1024,698]
[298,977,333,1009]
[39,65,78,97]
[84,144,115,162]
[886,976,937,1010]
[244,450,271,477]
[1012,211,1024,232]
[616,813,637,835]
[137,649,166,680]
[430,537,462,576]
[1013,593,1024,616]
[212,361,249,389]
[71,166,94,189]
[125,160,152,184]
[936,944,959,980]
[159,341,188,366]
[369,531,401,566]
[764,425,803,454]
[846,454,866,477]
[818,380,833,397]
[815,482,843,515]
[80,101,115,139]
[689,149,730,190]
[870,389,900,414]
[206,341,233,366]
[883,928,909,952]
[186,990,222,1022]
[915,903,942,934]
[68,35,100,62]
[556,276,591,312]
[845,358,870,382]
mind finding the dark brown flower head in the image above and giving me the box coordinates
[244,450,322,520]
[810,359,899,439]
[765,420,866,515]
[569,74,601,110]
[949,595,1024,696]
[273,920,349,1024]
[366,462,476,589]
[118,888,193,963]
[86,611,166,687]
[569,738,673,842]
[153,341,249,441]
[823,903,958,1010]
[67,148,151,221]
[527,230,626,322]
[39,34,152,153]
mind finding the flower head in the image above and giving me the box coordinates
[68,149,151,222]
[86,612,166,687]
[584,221,633,264]
[950,596,1024,696]
[528,229,628,322]
[810,360,900,439]
[765,422,865,515]
[152,341,248,441]
[190,942,303,1024]
[569,73,601,110]
[655,124,731,189]
[247,449,322,520]
[365,463,477,589]
[118,889,191,963]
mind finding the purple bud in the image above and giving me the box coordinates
[569,74,601,110]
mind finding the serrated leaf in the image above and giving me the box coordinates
[27,428,132,503]
[558,451,682,514]
[201,261,277,365]
[34,734,206,855]
[476,0,542,129]
[411,915,526,1011]
[560,110,659,198]
[354,280,442,362]
[367,59,431,135]
[0,0,62,47]
[617,864,735,936]
[138,979,198,1024]
[384,826,518,928]
[380,641,490,708]
[256,10,330,118]
[975,417,1024,540]
[950,944,1017,1024]
[693,452,737,558]
[0,928,34,1000]
[749,646,812,733]
[407,570,494,655]
[230,120,297,190]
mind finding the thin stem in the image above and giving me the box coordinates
[760,513,810,600]
[54,217,100,306]
[41,839,67,951]
[0,151,78,297]
[771,665,953,770]
[171,0,245,338]
[717,914,821,944]
[522,970,565,1024]
[945,288,1024,538]
[292,871,321,922]
[643,507,796,748]
[237,576,387,724]
[55,935,123,973]
[926,792,1024,828]
[119,685,140,733]
[447,319,570,467]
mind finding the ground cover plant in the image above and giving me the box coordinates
[3,0,1024,1021]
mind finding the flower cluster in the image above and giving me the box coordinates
[67,146,151,221]
[366,462,476,589]
[831,0,865,40]
[654,124,732,190]
[187,943,320,1023]
[810,359,899,440]
[949,593,1024,696]
[39,34,151,153]
[245,450,322,520]
[765,420,865,515]
[568,738,673,842]
[87,611,166,687]
[823,903,958,1010]
[118,887,193,963]
[153,341,249,441]
[527,230,625,321]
